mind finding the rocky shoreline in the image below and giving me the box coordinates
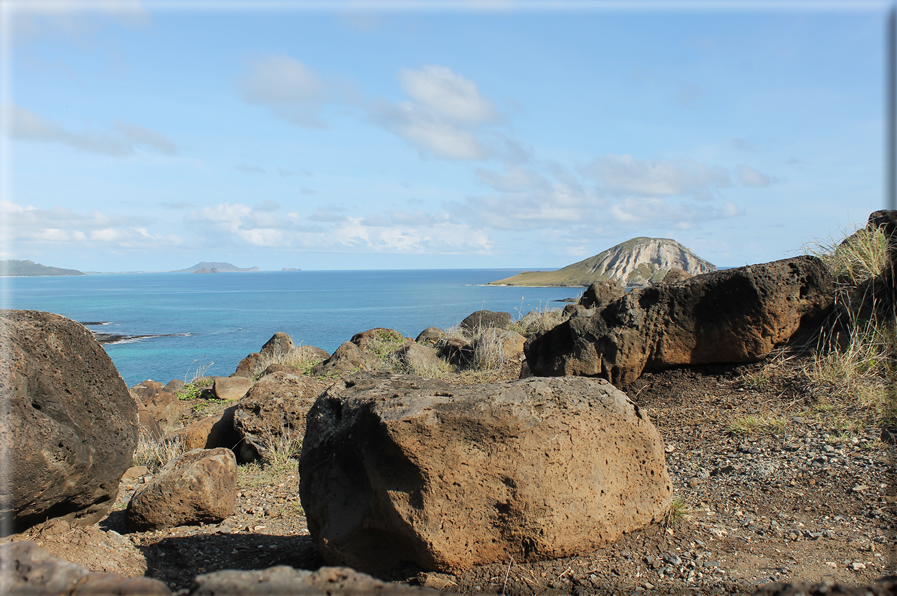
[1,211,895,595]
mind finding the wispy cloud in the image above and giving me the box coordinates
[368,65,500,161]
[236,54,330,129]
[233,164,265,174]
[4,103,177,157]
[581,154,731,200]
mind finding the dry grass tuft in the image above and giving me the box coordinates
[132,433,186,473]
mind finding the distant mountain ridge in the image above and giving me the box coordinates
[175,262,259,273]
[490,237,716,287]
[0,260,85,277]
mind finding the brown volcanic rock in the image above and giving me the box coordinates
[0,310,139,533]
[0,541,171,596]
[232,372,330,463]
[525,256,834,386]
[311,341,380,375]
[579,280,626,309]
[460,310,512,331]
[299,373,671,574]
[126,448,237,530]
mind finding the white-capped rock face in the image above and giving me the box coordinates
[582,237,716,286]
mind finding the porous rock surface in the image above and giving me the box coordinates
[212,376,252,401]
[188,565,446,596]
[126,448,237,530]
[460,309,512,330]
[526,256,834,386]
[578,280,626,309]
[311,341,379,375]
[299,373,671,574]
[0,541,171,595]
[232,372,330,463]
[0,310,138,533]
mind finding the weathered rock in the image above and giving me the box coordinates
[126,448,237,530]
[136,400,164,440]
[436,337,473,366]
[526,256,834,386]
[164,379,186,394]
[0,541,171,595]
[389,342,444,375]
[232,352,263,378]
[291,344,331,362]
[233,372,330,463]
[752,582,897,596]
[311,341,380,376]
[415,326,446,346]
[460,310,512,331]
[261,362,298,377]
[300,374,671,574]
[260,332,294,358]
[562,303,590,318]
[350,327,407,352]
[213,376,252,401]
[130,379,166,405]
[658,267,692,285]
[0,310,138,534]
[175,405,240,451]
[142,389,181,428]
[6,518,150,579]
[498,330,527,359]
[579,280,626,309]
[188,565,444,596]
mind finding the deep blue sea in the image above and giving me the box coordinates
[4,270,581,387]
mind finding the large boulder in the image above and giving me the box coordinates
[579,280,626,309]
[188,565,445,596]
[174,405,240,451]
[389,342,444,376]
[126,448,237,530]
[525,256,834,386]
[212,376,252,401]
[0,541,171,596]
[311,341,380,376]
[350,328,408,353]
[232,352,263,378]
[300,374,671,574]
[260,332,294,358]
[0,310,139,534]
[232,372,330,463]
[460,310,512,331]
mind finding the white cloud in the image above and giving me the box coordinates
[582,154,731,200]
[476,166,551,193]
[114,121,177,155]
[3,103,177,157]
[737,164,773,187]
[236,54,329,129]
[398,65,498,125]
[369,65,501,161]
[1,200,177,249]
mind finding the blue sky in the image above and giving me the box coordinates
[0,1,889,272]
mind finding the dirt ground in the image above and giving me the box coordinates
[9,353,896,595]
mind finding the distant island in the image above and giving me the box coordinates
[175,262,259,273]
[0,260,85,277]
[490,237,716,287]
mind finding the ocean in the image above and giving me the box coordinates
[3,270,582,387]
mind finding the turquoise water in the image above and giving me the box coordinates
[4,270,581,386]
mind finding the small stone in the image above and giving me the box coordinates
[851,561,866,571]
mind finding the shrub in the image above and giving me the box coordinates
[132,433,185,473]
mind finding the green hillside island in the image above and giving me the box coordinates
[174,261,260,273]
[0,260,85,276]
[489,237,716,287]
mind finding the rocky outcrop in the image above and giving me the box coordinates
[0,310,139,534]
[389,342,444,375]
[260,332,294,358]
[0,541,171,595]
[300,374,671,574]
[212,376,252,401]
[350,327,407,352]
[126,448,237,530]
[175,405,240,451]
[311,341,380,376]
[232,372,330,463]
[415,327,446,346]
[188,565,445,596]
[526,256,834,386]
[232,352,263,378]
[579,280,626,309]
[460,310,512,331]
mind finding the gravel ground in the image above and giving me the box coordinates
[87,354,896,594]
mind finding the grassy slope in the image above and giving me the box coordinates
[490,237,667,286]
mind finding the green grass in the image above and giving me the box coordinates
[727,414,788,436]
[663,495,691,528]
[177,383,202,401]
